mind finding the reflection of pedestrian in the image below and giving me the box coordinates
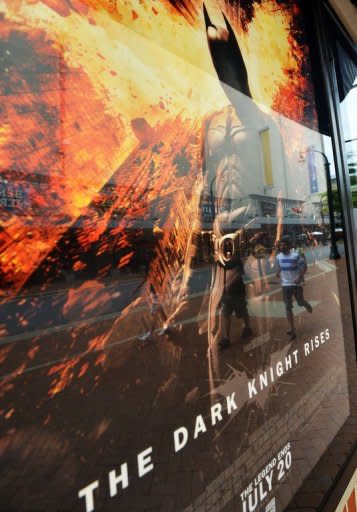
[276,235,312,340]
[219,250,252,350]
[245,243,270,296]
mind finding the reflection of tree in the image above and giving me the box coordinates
[320,187,341,216]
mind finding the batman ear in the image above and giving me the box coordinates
[203,3,216,29]
[221,11,236,41]
[221,10,252,99]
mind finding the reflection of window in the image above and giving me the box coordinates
[261,199,276,216]
[260,128,273,187]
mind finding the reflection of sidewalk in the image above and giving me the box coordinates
[155,259,334,332]
[183,258,351,512]
[116,254,350,512]
[0,258,338,378]
[10,256,332,345]
[249,299,320,318]
[1,257,353,512]
[285,257,356,512]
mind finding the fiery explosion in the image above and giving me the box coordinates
[0,0,318,402]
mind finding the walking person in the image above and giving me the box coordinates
[218,247,253,350]
[276,235,312,340]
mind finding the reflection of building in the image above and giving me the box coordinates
[201,193,322,229]
[0,179,29,209]
[0,173,48,211]
[198,190,325,264]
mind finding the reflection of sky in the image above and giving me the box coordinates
[342,78,357,167]
[322,78,357,178]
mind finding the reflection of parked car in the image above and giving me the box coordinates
[326,228,343,242]
[297,231,329,246]
[335,228,344,240]
[296,233,308,246]
[296,232,318,246]
[311,230,330,245]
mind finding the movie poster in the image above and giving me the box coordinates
[0,1,351,511]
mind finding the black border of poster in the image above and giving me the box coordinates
[285,3,357,510]
[313,1,357,358]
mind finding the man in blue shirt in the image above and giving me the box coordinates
[276,235,312,340]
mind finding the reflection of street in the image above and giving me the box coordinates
[0,273,143,340]
[0,251,349,511]
[0,244,343,378]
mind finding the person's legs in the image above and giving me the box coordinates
[237,308,253,339]
[242,310,250,329]
[219,301,232,349]
[235,283,253,339]
[283,287,296,338]
[222,314,231,340]
[295,286,312,313]
[286,309,295,332]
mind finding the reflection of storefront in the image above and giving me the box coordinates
[198,193,326,264]
[0,179,28,209]
[0,2,356,512]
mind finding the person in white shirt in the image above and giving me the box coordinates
[276,235,312,340]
